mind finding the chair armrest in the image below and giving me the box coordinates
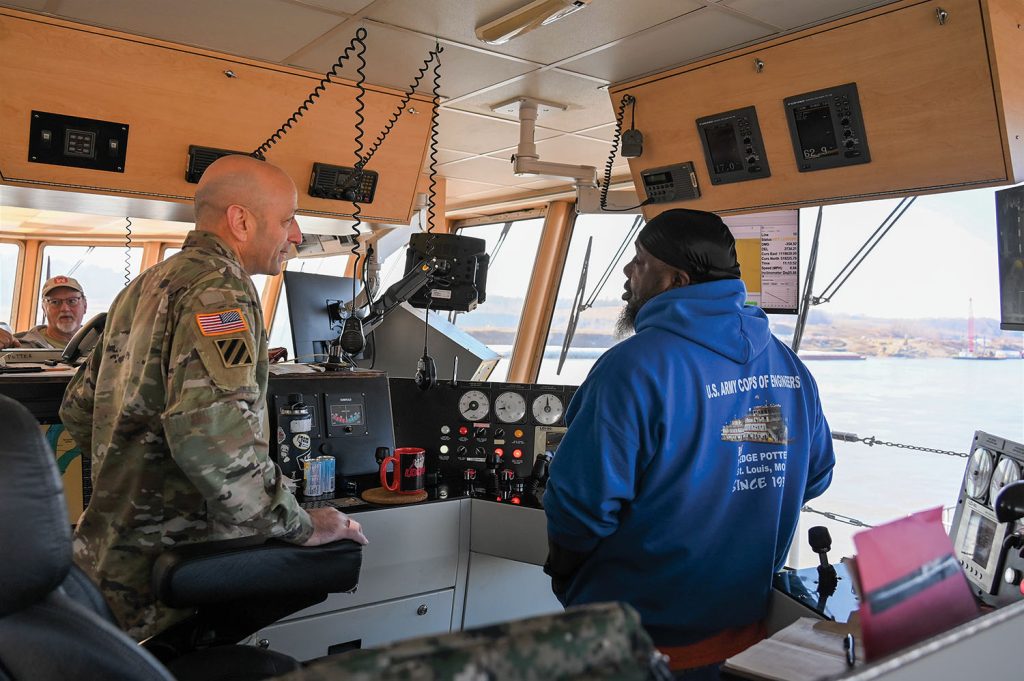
[152,537,362,608]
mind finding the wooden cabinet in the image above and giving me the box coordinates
[0,9,434,224]
[612,0,1024,215]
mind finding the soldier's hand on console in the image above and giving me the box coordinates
[304,507,369,547]
[0,328,20,349]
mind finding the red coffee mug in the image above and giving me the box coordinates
[380,447,426,494]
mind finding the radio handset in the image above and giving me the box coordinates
[61,312,107,365]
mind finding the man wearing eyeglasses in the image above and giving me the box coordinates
[0,275,88,349]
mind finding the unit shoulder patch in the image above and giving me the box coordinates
[214,337,254,368]
[195,308,249,337]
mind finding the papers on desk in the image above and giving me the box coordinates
[268,363,324,375]
[0,348,64,366]
[723,617,859,681]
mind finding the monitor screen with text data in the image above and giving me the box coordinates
[996,185,1024,331]
[721,210,799,314]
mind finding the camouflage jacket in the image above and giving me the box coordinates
[61,230,313,641]
[280,602,670,681]
[15,325,65,349]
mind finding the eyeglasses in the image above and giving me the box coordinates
[44,296,82,307]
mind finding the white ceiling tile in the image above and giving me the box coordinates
[288,22,536,99]
[519,178,571,190]
[292,0,376,14]
[722,0,890,30]
[451,70,615,132]
[439,156,519,185]
[443,177,504,196]
[485,133,614,171]
[435,149,475,165]
[561,7,773,84]
[364,0,703,66]
[437,109,557,154]
[52,0,349,62]
[532,135,616,168]
[573,123,618,142]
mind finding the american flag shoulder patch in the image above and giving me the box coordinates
[195,308,249,337]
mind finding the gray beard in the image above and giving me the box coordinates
[614,297,644,339]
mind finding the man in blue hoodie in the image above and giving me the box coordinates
[543,209,835,678]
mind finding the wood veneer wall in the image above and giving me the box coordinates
[0,9,435,224]
[611,0,1024,217]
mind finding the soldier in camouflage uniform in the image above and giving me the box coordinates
[60,155,368,641]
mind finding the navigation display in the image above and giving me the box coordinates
[705,121,743,173]
[722,210,799,314]
[793,103,838,160]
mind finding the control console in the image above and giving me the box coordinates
[950,431,1024,607]
[389,378,576,504]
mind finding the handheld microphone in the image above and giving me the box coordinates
[415,351,436,390]
[340,316,365,356]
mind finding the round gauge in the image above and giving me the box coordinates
[965,447,995,501]
[458,390,489,422]
[495,391,527,424]
[989,457,1021,508]
[532,393,565,426]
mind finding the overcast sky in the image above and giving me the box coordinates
[799,184,1020,320]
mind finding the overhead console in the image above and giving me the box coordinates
[610,0,1024,215]
[0,8,435,225]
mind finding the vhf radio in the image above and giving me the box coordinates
[309,162,378,203]
[640,162,701,204]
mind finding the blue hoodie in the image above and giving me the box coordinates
[544,279,834,646]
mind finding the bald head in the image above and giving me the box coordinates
[194,155,291,226]
[193,155,301,276]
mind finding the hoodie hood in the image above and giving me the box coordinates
[633,279,770,363]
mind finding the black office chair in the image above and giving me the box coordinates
[0,393,362,681]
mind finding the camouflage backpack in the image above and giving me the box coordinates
[283,601,671,680]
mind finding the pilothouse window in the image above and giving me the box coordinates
[537,213,641,385]
[452,218,545,382]
[37,244,142,322]
[0,242,20,326]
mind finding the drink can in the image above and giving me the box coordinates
[304,457,322,497]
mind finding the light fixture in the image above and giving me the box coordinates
[475,0,592,45]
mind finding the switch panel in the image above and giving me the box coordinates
[28,110,129,173]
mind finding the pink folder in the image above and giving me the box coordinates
[853,507,979,661]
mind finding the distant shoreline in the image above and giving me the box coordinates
[464,308,1022,359]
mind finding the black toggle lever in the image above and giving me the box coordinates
[809,525,838,598]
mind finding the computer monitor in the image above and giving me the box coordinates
[282,271,359,363]
[404,233,489,312]
[722,210,800,314]
[996,185,1024,331]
